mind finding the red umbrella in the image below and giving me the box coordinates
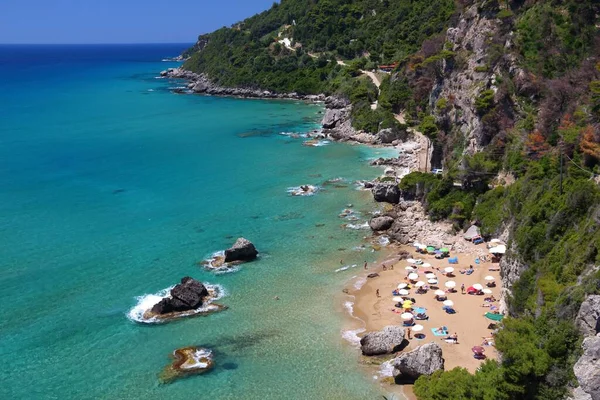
[472,346,485,354]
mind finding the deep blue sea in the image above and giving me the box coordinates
[0,44,397,399]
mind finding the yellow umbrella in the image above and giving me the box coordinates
[402,300,413,309]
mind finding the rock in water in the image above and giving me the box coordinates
[322,108,343,129]
[573,336,600,400]
[369,216,395,231]
[224,237,258,263]
[392,343,444,382]
[360,326,406,356]
[151,277,209,315]
[372,184,401,204]
[159,346,214,384]
[576,295,600,337]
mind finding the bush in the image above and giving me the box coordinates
[475,89,496,116]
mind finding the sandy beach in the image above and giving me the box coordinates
[346,240,503,398]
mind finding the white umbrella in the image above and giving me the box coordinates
[415,281,426,287]
[445,281,456,288]
[405,266,415,271]
[490,239,503,244]
[485,275,495,281]
[407,258,417,264]
[489,245,506,254]
[398,289,410,295]
[425,273,436,279]
[412,324,424,332]
[428,279,438,284]
[434,289,446,296]
[408,273,419,280]
[422,262,431,268]
[397,283,408,289]
[413,242,422,248]
[473,283,484,290]
[401,312,414,320]
[482,288,493,294]
[392,296,404,302]
[444,267,454,273]
[443,300,454,307]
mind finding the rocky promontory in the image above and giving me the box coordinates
[201,237,259,272]
[159,346,214,384]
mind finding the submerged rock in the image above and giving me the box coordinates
[372,183,401,204]
[392,342,444,382]
[224,237,258,263]
[360,326,406,356]
[159,346,214,384]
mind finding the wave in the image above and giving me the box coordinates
[180,348,213,370]
[335,264,357,273]
[378,359,395,378]
[344,222,369,230]
[127,283,226,324]
[353,276,367,290]
[303,139,330,147]
[287,185,318,196]
[341,327,365,346]
[377,236,390,247]
[279,131,308,138]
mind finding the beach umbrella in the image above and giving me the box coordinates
[407,258,417,264]
[434,289,446,295]
[441,248,449,253]
[402,302,413,309]
[490,239,503,244]
[405,266,415,271]
[472,346,485,354]
[489,244,506,254]
[397,283,408,289]
[422,262,431,268]
[413,242,422,248]
[443,300,454,307]
[482,288,493,294]
[445,281,456,288]
[392,296,404,302]
[415,281,425,287]
[473,283,484,290]
[398,289,410,296]
[401,312,414,321]
[413,307,426,313]
[412,324,424,332]
[426,273,436,279]
[444,267,454,273]
[427,246,436,253]
[428,279,438,284]
[408,273,419,280]
[485,275,495,281]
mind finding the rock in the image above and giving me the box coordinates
[392,343,444,382]
[363,181,375,189]
[322,109,343,129]
[159,346,214,384]
[398,250,411,260]
[369,216,395,231]
[568,387,593,400]
[324,96,350,109]
[224,237,258,263]
[367,273,380,279]
[360,325,406,356]
[573,336,600,400]
[160,70,168,76]
[372,184,401,204]
[151,277,209,315]
[576,296,600,337]
[377,127,406,144]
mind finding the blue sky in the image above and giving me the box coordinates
[0,0,277,44]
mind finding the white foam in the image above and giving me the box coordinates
[377,236,390,246]
[127,283,226,324]
[378,359,396,377]
[343,300,355,315]
[353,277,367,290]
[287,185,318,196]
[279,131,308,138]
[305,139,330,147]
[335,264,357,273]
[180,348,213,370]
[345,222,369,230]
[341,327,365,346]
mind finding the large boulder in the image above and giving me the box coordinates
[392,342,444,382]
[576,295,600,337]
[372,184,401,204]
[151,277,209,315]
[369,216,395,231]
[360,326,406,356]
[322,109,343,129]
[573,336,600,400]
[224,237,258,263]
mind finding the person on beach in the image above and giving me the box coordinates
[461,283,465,294]
[390,264,393,270]
[340,259,343,265]
[364,261,368,270]
[382,264,387,271]
[376,289,380,297]
[407,327,412,339]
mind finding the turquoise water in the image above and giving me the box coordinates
[0,45,396,399]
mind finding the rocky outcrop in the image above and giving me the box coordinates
[360,326,406,356]
[392,343,444,382]
[159,346,214,384]
[224,238,258,263]
[577,296,600,337]
[322,108,344,129]
[369,216,395,231]
[372,184,401,204]
[573,336,600,400]
[387,201,456,248]
[151,277,209,315]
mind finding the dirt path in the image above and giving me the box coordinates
[395,112,431,172]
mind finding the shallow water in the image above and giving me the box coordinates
[0,44,399,399]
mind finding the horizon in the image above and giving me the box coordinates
[0,0,277,45]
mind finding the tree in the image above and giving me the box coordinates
[525,130,550,160]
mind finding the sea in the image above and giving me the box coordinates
[0,44,400,399]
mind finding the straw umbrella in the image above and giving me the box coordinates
[415,281,426,287]
[425,273,437,279]
[434,290,446,296]
[392,296,404,302]
[473,283,484,291]
[408,273,419,281]
[401,312,414,321]
[443,299,454,307]
[397,283,408,289]
[445,281,456,289]
[405,266,415,271]
[484,275,495,281]
[482,288,493,294]
[398,289,410,296]
[444,267,454,274]
[422,262,431,268]
[412,324,424,332]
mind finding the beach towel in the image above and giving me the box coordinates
[485,312,504,321]
[448,257,458,264]
[431,328,448,337]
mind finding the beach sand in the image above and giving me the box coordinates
[347,241,502,398]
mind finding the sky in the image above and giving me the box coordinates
[0,0,277,44]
